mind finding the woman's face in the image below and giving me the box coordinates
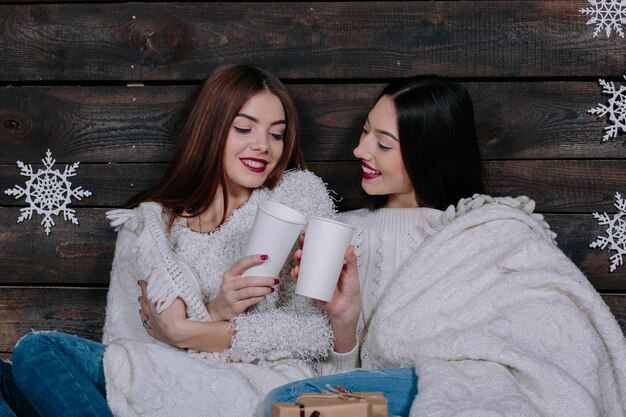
[222,91,286,197]
[353,95,417,208]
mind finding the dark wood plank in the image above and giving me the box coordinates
[0,208,115,285]
[546,215,626,291]
[0,2,624,81]
[0,287,106,353]
[602,294,626,337]
[1,82,625,165]
[1,160,625,212]
[1,207,624,289]
[315,160,625,214]
[0,288,623,354]
[482,160,626,213]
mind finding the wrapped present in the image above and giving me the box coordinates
[271,385,388,417]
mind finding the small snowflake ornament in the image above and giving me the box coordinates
[588,76,626,141]
[590,192,626,272]
[580,0,626,38]
[4,149,92,235]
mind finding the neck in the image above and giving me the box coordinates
[189,185,252,233]
[384,193,419,208]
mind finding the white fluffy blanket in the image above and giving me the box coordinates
[369,195,626,417]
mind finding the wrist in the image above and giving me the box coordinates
[330,309,360,354]
[206,300,224,322]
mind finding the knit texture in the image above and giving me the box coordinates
[102,170,336,417]
[316,206,446,374]
[368,195,626,417]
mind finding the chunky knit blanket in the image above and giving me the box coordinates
[368,195,626,417]
[102,170,336,417]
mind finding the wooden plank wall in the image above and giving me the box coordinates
[1,1,625,356]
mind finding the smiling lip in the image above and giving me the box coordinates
[361,162,381,180]
[240,158,269,173]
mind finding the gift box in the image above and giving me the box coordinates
[271,386,388,417]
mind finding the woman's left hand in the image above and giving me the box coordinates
[138,280,188,347]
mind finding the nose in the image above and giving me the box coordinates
[353,135,371,161]
[250,132,269,153]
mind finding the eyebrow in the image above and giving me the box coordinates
[236,113,286,126]
[366,116,399,141]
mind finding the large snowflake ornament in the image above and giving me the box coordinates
[4,149,92,235]
[588,76,626,141]
[590,192,626,272]
[580,0,626,38]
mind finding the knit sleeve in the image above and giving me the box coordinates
[102,204,210,346]
[227,170,337,363]
[313,313,365,375]
[102,208,152,344]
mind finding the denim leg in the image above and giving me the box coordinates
[264,367,418,417]
[12,332,112,417]
[0,359,40,417]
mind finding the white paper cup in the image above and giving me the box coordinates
[242,201,306,277]
[295,216,355,301]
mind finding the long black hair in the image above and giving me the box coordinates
[367,75,485,209]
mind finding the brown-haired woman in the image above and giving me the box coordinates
[6,64,335,417]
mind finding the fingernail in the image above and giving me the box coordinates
[260,254,269,260]
[274,278,280,285]
[270,287,275,293]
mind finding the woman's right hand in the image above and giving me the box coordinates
[291,235,362,352]
[206,255,278,321]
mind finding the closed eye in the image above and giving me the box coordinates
[270,132,284,140]
[234,126,250,134]
[378,142,392,151]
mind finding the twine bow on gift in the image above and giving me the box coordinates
[294,385,367,416]
[312,384,368,400]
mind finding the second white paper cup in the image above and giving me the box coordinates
[296,216,355,301]
[242,201,306,277]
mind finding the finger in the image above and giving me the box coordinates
[233,276,278,290]
[344,245,358,276]
[236,286,274,301]
[235,296,270,311]
[290,265,299,281]
[230,254,269,276]
[293,248,303,263]
[138,280,149,297]
[297,233,305,249]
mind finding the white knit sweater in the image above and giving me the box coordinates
[102,170,336,417]
[321,195,626,417]
[317,206,444,373]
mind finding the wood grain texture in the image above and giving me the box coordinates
[0,287,106,353]
[1,82,624,165]
[1,208,624,289]
[1,160,624,212]
[0,2,624,81]
[0,288,623,354]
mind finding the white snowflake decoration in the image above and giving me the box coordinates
[590,192,626,272]
[4,149,92,235]
[588,76,626,141]
[580,0,626,38]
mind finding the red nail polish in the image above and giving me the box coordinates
[260,254,269,260]
[274,278,280,285]
[270,287,275,293]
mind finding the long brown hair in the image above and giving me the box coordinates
[126,64,306,227]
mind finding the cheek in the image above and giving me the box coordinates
[271,141,285,159]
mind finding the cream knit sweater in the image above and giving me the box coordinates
[317,206,444,373]
[102,170,336,417]
[320,196,626,417]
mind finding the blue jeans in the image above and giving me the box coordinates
[264,368,418,417]
[0,359,40,417]
[11,332,112,417]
